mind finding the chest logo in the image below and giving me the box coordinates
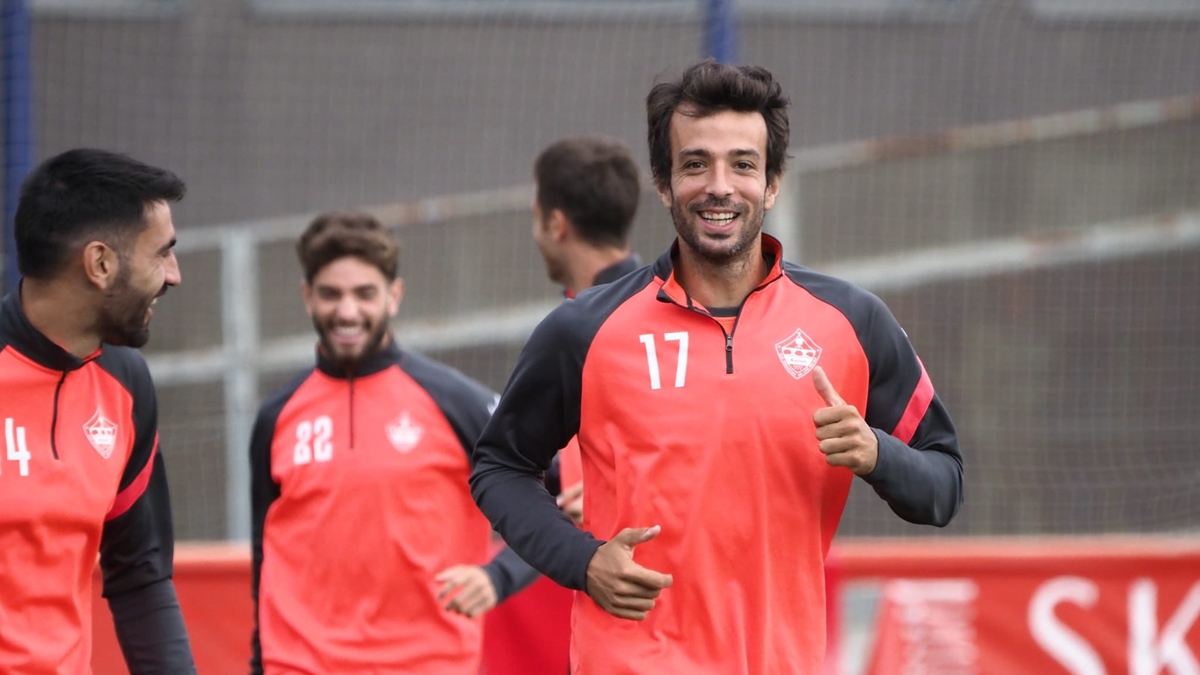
[775,328,822,380]
[83,410,119,459]
[386,412,424,454]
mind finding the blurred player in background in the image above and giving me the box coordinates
[471,60,964,674]
[531,135,643,524]
[0,148,195,674]
[249,212,537,675]
[479,136,644,675]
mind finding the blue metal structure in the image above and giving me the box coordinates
[704,0,738,63]
[3,0,33,293]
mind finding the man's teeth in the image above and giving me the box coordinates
[701,212,737,223]
[334,326,363,335]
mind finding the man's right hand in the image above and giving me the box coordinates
[585,525,673,620]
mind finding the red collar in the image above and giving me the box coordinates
[655,234,784,312]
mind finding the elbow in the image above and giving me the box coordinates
[467,456,493,501]
[901,495,959,528]
[927,459,964,528]
[898,499,957,528]
[895,455,963,528]
[926,499,960,528]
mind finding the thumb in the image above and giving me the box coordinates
[612,525,662,549]
[812,366,844,407]
[434,566,463,583]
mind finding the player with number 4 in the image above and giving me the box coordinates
[470,61,964,674]
[0,149,194,674]
[249,212,537,675]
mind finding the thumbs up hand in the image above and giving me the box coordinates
[812,366,878,476]
[585,525,674,621]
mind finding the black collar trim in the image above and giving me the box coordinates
[0,291,94,372]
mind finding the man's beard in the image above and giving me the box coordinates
[544,254,567,286]
[97,267,160,349]
[670,193,766,265]
[315,316,391,371]
[536,220,567,285]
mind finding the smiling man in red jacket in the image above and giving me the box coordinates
[249,212,537,675]
[471,61,964,674]
[0,148,195,675]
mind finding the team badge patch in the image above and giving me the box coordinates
[775,328,822,379]
[386,412,424,453]
[83,410,118,459]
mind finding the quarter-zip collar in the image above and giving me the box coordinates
[593,253,643,287]
[653,234,785,311]
[0,291,99,372]
[563,253,644,299]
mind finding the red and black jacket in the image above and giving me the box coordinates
[471,236,963,674]
[250,340,537,674]
[0,291,193,675]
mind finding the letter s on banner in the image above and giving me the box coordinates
[1028,576,1106,675]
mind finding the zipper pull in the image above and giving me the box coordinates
[725,334,733,353]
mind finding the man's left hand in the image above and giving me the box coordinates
[811,366,878,476]
[435,565,498,618]
[557,482,584,527]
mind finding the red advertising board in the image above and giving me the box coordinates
[836,538,1200,675]
[87,538,1200,674]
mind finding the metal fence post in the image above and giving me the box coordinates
[221,229,258,541]
[767,169,803,263]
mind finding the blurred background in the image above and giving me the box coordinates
[2,0,1198,670]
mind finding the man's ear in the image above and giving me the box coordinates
[764,173,782,211]
[657,184,672,209]
[301,280,314,317]
[387,278,405,318]
[80,241,121,291]
[547,209,572,243]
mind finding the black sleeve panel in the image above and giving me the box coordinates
[249,370,310,675]
[470,270,655,591]
[99,452,176,594]
[482,546,541,603]
[397,349,498,463]
[782,263,964,527]
[108,577,196,675]
[95,347,195,671]
[96,347,174,594]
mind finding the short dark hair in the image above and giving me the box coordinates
[534,136,640,249]
[15,148,186,279]
[646,60,790,191]
[296,212,400,283]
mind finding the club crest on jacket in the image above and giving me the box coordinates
[775,328,822,379]
[386,412,424,453]
[83,410,118,459]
